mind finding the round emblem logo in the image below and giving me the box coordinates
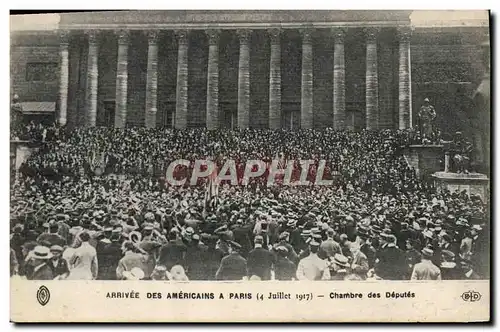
[36,285,50,306]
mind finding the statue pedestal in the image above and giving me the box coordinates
[403,145,443,178]
[10,140,41,171]
[432,171,489,200]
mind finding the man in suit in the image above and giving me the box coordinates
[184,234,209,280]
[157,230,187,270]
[411,247,441,280]
[374,232,406,280]
[319,228,342,260]
[26,246,54,280]
[349,242,369,279]
[47,245,69,279]
[36,220,66,247]
[96,228,125,280]
[460,260,481,280]
[247,235,276,280]
[215,241,247,281]
[274,246,296,280]
[358,226,377,268]
[231,219,253,258]
[273,231,299,265]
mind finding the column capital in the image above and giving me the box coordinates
[397,26,413,42]
[299,28,314,44]
[59,30,70,46]
[84,30,100,44]
[267,28,281,44]
[174,29,189,45]
[364,27,380,43]
[115,30,130,45]
[331,27,346,43]
[206,29,221,45]
[144,30,159,44]
[236,29,252,44]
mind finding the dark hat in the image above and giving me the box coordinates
[357,224,369,235]
[139,240,162,252]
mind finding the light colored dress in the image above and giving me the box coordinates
[66,242,98,280]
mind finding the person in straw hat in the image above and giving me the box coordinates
[296,239,331,281]
[116,241,147,280]
[26,246,54,280]
[122,267,145,280]
[411,247,441,280]
[167,265,189,281]
[47,245,70,280]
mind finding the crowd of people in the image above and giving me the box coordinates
[10,126,489,281]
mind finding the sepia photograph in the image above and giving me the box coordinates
[9,9,491,322]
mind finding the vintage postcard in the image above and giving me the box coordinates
[9,10,490,323]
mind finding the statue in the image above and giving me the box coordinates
[448,131,473,174]
[418,98,436,141]
[11,94,24,131]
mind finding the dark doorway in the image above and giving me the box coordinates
[103,100,115,127]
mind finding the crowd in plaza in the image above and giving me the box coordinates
[10,126,489,281]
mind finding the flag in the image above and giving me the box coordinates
[89,151,107,176]
[204,163,219,213]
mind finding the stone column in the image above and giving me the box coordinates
[300,29,314,129]
[398,27,412,129]
[332,27,346,130]
[58,31,70,126]
[85,30,99,127]
[206,29,220,130]
[175,30,189,129]
[268,28,281,129]
[365,27,379,130]
[145,30,159,129]
[114,30,129,128]
[237,29,251,129]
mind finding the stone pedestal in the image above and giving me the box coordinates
[10,140,41,171]
[403,145,443,178]
[432,172,489,200]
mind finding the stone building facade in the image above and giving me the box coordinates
[10,11,489,133]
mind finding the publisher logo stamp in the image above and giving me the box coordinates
[461,291,481,302]
[37,286,50,306]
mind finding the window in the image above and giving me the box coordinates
[413,63,472,83]
[25,62,58,82]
